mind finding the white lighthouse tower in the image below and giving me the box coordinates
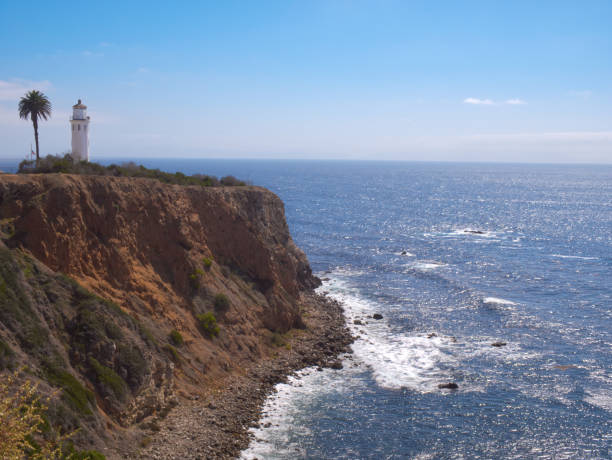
[70,99,90,161]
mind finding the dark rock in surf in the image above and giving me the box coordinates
[353,319,363,325]
[427,333,437,338]
[372,313,383,320]
[438,382,459,389]
[491,341,507,347]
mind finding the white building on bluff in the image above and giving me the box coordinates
[70,99,90,161]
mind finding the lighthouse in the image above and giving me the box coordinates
[70,99,90,161]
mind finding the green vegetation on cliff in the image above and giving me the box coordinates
[18,154,248,187]
[0,244,160,453]
[196,312,219,338]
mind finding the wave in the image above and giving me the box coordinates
[427,228,500,239]
[549,254,598,260]
[321,275,456,392]
[240,366,360,460]
[452,228,497,238]
[584,388,612,412]
[410,260,447,271]
[483,297,517,306]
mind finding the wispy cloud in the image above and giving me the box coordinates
[464,97,527,106]
[0,79,52,101]
[463,97,494,105]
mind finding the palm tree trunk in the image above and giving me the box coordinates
[32,115,40,166]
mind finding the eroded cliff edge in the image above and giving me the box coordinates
[0,174,351,458]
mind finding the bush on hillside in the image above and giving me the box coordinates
[196,312,219,338]
[213,293,230,312]
[168,329,184,346]
[202,257,213,269]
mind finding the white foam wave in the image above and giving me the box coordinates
[449,228,498,238]
[483,297,517,306]
[550,254,598,260]
[321,276,455,392]
[410,260,447,271]
[584,388,612,412]
[240,366,363,459]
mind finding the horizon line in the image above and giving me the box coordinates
[0,156,611,167]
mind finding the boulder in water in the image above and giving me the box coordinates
[438,382,459,390]
[372,313,383,320]
[491,341,507,347]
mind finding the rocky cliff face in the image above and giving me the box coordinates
[0,174,320,453]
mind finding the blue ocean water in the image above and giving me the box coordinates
[3,159,610,458]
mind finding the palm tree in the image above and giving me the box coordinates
[18,90,51,165]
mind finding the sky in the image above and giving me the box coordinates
[0,0,611,163]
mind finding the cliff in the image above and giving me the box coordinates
[0,173,341,457]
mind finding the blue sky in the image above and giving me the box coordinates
[1,0,610,162]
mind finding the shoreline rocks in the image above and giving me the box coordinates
[132,292,353,459]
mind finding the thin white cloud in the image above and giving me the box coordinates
[464,97,494,105]
[0,79,52,101]
[505,98,526,105]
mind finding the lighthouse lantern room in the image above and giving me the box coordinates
[70,99,90,161]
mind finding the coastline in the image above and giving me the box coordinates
[132,291,353,459]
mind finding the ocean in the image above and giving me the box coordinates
[3,159,611,459]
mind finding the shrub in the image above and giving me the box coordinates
[116,344,147,391]
[220,175,247,186]
[0,370,75,458]
[62,442,107,460]
[168,329,184,346]
[0,339,15,370]
[189,268,204,290]
[88,357,127,401]
[196,312,219,338]
[68,449,106,460]
[213,293,230,312]
[271,332,286,348]
[43,363,95,416]
[163,344,180,363]
[0,248,49,355]
[137,322,157,346]
[202,257,213,269]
